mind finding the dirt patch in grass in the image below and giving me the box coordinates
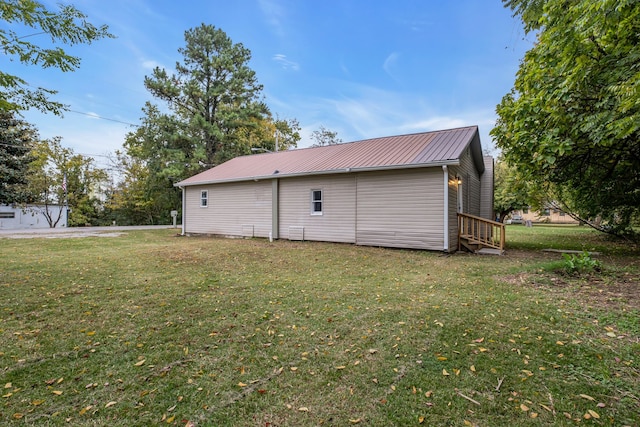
[499,270,640,311]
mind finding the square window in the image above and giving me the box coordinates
[311,190,322,215]
[200,190,208,207]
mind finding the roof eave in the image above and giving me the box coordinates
[173,160,460,187]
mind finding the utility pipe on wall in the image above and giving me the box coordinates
[442,165,449,252]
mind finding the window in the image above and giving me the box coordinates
[311,189,323,215]
[200,190,208,207]
[0,212,15,219]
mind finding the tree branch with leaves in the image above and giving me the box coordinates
[1,0,113,114]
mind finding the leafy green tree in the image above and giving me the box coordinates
[493,158,531,222]
[310,125,342,147]
[142,24,270,167]
[117,24,301,225]
[1,0,113,114]
[0,111,36,204]
[105,150,165,225]
[27,138,108,227]
[493,0,640,237]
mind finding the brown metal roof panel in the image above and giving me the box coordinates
[412,126,477,164]
[176,126,481,186]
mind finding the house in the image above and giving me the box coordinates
[515,207,580,225]
[0,204,68,230]
[174,126,500,252]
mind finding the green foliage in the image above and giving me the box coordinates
[0,111,36,204]
[0,0,113,114]
[117,24,301,224]
[142,24,275,167]
[562,251,602,275]
[493,0,640,237]
[310,125,343,147]
[493,157,532,222]
[27,138,109,227]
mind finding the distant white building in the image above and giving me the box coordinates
[0,205,68,230]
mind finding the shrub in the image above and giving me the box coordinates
[562,251,601,274]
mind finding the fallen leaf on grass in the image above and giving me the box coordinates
[587,410,600,419]
[349,418,361,424]
[442,369,450,376]
[31,399,45,406]
[52,390,63,396]
[520,404,529,411]
[4,383,11,389]
[237,382,247,387]
[105,401,117,408]
[134,359,146,366]
[579,394,595,401]
[298,407,309,412]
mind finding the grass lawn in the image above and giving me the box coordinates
[1,225,638,426]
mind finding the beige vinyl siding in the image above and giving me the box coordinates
[279,175,356,243]
[454,147,481,217]
[480,156,494,221]
[356,168,443,250]
[448,148,485,251]
[184,181,272,237]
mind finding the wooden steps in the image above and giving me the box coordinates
[458,213,505,255]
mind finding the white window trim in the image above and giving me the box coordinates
[310,189,323,216]
[200,190,208,208]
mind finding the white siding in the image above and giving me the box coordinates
[356,169,444,250]
[184,181,272,237]
[0,205,67,229]
[279,175,356,243]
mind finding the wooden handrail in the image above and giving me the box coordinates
[457,213,505,253]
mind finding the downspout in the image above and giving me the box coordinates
[442,165,449,252]
[179,186,185,236]
[271,179,279,239]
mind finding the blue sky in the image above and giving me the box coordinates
[5,0,531,167]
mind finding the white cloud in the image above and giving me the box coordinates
[141,59,162,70]
[272,54,300,71]
[268,81,498,152]
[258,0,287,38]
[382,52,400,80]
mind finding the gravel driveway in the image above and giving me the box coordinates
[0,225,175,239]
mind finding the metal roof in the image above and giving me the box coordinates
[176,125,482,187]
